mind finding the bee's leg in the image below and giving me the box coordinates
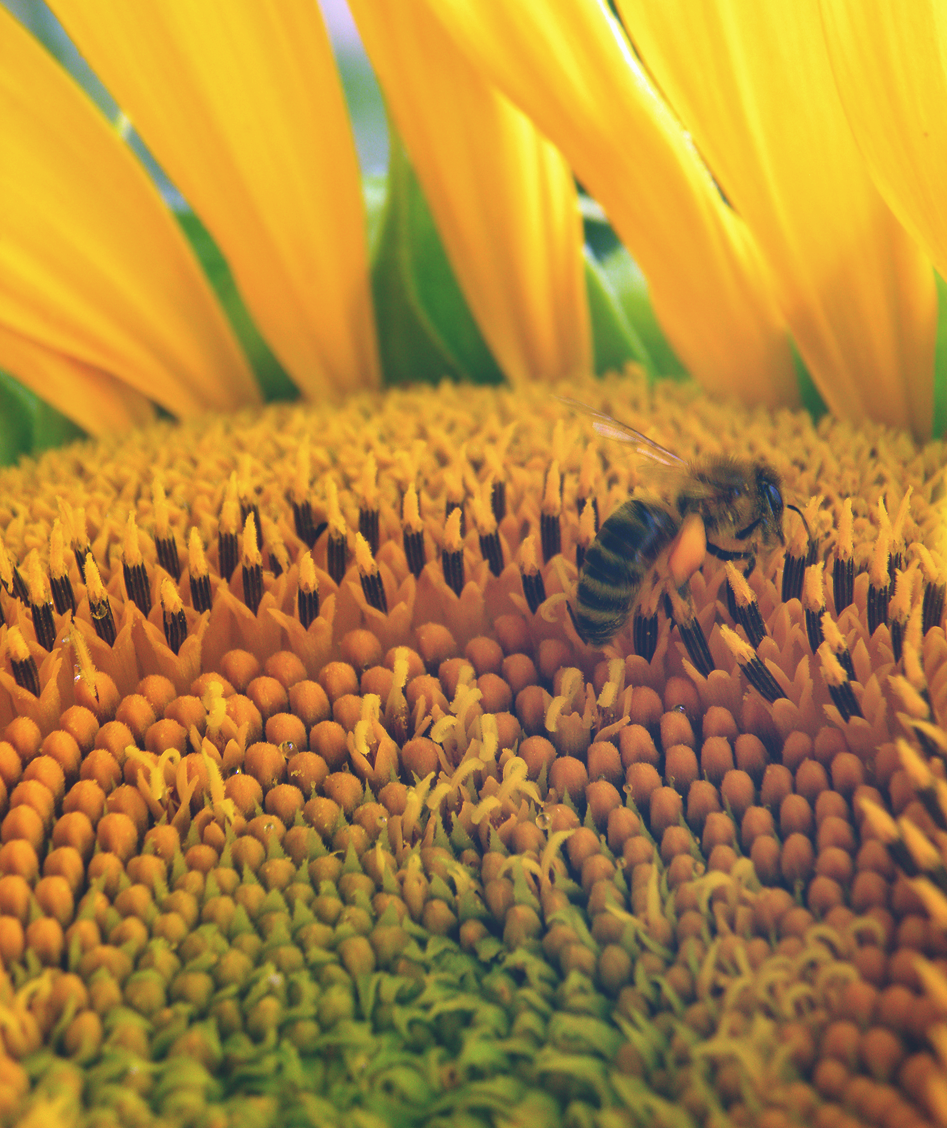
[664,579,714,677]
[705,541,753,563]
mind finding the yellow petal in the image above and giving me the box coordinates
[0,7,258,420]
[620,0,936,440]
[348,0,591,384]
[0,327,155,437]
[50,0,380,399]
[420,0,797,406]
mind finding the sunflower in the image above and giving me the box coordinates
[1,3,946,1128]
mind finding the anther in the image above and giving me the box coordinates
[292,437,319,548]
[188,528,213,615]
[160,578,188,655]
[326,479,348,585]
[540,462,562,564]
[782,499,817,603]
[83,556,116,645]
[442,509,465,597]
[720,624,784,702]
[832,499,854,612]
[355,533,388,613]
[519,536,545,615]
[241,513,263,616]
[48,520,76,617]
[471,484,503,577]
[297,551,320,629]
[359,453,380,557]
[576,498,596,574]
[667,586,714,678]
[122,512,152,616]
[0,533,28,604]
[263,518,289,579]
[153,480,181,580]
[71,506,91,576]
[6,626,39,696]
[218,473,240,583]
[867,524,891,635]
[803,562,826,654]
[402,485,426,579]
[817,641,862,722]
[27,554,56,652]
[725,562,767,649]
[444,470,466,539]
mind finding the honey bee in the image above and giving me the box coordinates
[563,400,806,647]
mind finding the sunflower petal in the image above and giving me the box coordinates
[50,0,380,399]
[349,0,591,384]
[620,0,936,439]
[420,0,796,406]
[0,8,258,421]
[0,327,155,438]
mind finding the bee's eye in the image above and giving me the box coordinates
[764,482,783,519]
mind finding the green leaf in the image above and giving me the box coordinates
[174,209,296,403]
[371,129,506,389]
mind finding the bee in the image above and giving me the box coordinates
[563,400,806,647]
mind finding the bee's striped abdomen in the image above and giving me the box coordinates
[573,500,678,646]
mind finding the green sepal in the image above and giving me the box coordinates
[0,370,84,467]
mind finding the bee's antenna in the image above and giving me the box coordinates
[786,504,810,539]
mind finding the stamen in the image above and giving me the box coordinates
[69,628,99,701]
[27,554,56,653]
[442,509,465,597]
[71,506,91,576]
[867,524,891,635]
[444,469,466,539]
[519,535,545,615]
[241,513,263,615]
[576,498,596,574]
[6,626,39,696]
[725,562,766,648]
[218,473,240,583]
[160,578,188,655]
[402,485,426,579]
[667,586,714,677]
[153,480,181,580]
[83,556,116,645]
[900,740,947,832]
[541,461,562,563]
[355,533,388,613]
[832,498,854,612]
[577,444,600,527]
[0,533,28,603]
[803,562,826,654]
[187,528,213,615]
[720,623,784,702]
[859,797,917,875]
[821,613,856,682]
[48,520,76,617]
[914,543,947,634]
[263,517,289,578]
[781,499,817,602]
[359,453,380,556]
[326,479,347,585]
[817,641,862,722]
[471,483,503,577]
[889,489,912,581]
[888,568,914,663]
[292,437,318,548]
[237,458,261,548]
[122,512,152,616]
[297,551,319,629]
[491,478,506,523]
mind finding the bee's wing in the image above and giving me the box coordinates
[556,396,686,469]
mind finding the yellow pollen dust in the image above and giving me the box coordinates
[402,484,423,533]
[159,577,183,615]
[122,511,143,567]
[444,508,463,554]
[187,527,209,578]
[298,551,317,594]
[241,513,261,567]
[543,461,561,516]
